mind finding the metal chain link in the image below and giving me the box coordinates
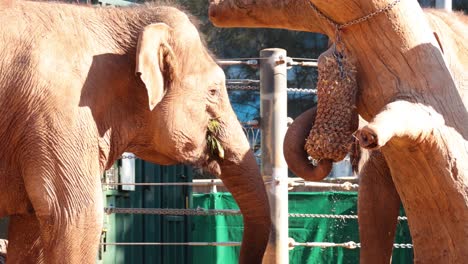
[289,213,358,219]
[104,207,242,216]
[393,243,414,249]
[227,85,317,94]
[286,88,317,93]
[104,207,407,221]
[308,0,400,77]
[308,0,401,30]
[226,85,259,91]
[290,240,412,249]
[120,155,137,159]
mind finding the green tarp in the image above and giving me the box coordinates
[191,192,413,264]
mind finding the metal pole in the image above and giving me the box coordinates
[260,48,289,264]
[435,0,452,12]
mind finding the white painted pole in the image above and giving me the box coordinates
[260,48,289,264]
[435,0,452,12]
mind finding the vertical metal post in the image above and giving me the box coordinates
[260,48,289,264]
[435,0,452,12]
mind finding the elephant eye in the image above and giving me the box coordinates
[209,87,219,97]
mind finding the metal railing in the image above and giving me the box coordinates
[102,50,412,263]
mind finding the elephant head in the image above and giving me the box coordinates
[1,4,270,263]
[124,13,271,263]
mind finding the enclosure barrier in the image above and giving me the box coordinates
[102,51,413,263]
[103,206,408,221]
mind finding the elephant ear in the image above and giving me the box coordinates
[136,23,176,111]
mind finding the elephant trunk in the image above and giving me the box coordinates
[283,107,333,181]
[216,117,271,263]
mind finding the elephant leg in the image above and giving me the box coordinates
[23,167,104,263]
[6,214,43,264]
[358,150,401,264]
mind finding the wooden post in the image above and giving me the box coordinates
[260,48,289,264]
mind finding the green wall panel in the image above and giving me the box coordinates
[191,192,413,264]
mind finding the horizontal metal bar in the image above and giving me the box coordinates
[104,178,358,189]
[289,180,359,190]
[217,60,258,66]
[226,79,260,85]
[290,241,359,249]
[287,61,318,67]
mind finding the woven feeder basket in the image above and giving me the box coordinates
[305,49,359,162]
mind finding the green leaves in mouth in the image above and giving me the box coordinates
[206,118,225,160]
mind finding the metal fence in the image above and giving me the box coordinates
[101,49,412,264]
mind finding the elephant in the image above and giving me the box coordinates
[283,9,468,261]
[209,0,468,263]
[281,7,468,264]
[0,1,270,263]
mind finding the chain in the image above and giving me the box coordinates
[120,154,137,159]
[308,0,401,30]
[227,86,318,94]
[289,213,358,219]
[291,241,412,249]
[393,243,413,249]
[104,207,242,216]
[308,0,401,77]
[287,88,317,93]
[226,85,259,91]
[105,207,408,221]
[105,208,408,221]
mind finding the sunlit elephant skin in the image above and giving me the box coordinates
[209,0,468,262]
[277,7,467,264]
[0,1,270,263]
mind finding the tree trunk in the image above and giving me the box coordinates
[209,0,468,263]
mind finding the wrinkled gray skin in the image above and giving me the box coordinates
[0,2,270,263]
